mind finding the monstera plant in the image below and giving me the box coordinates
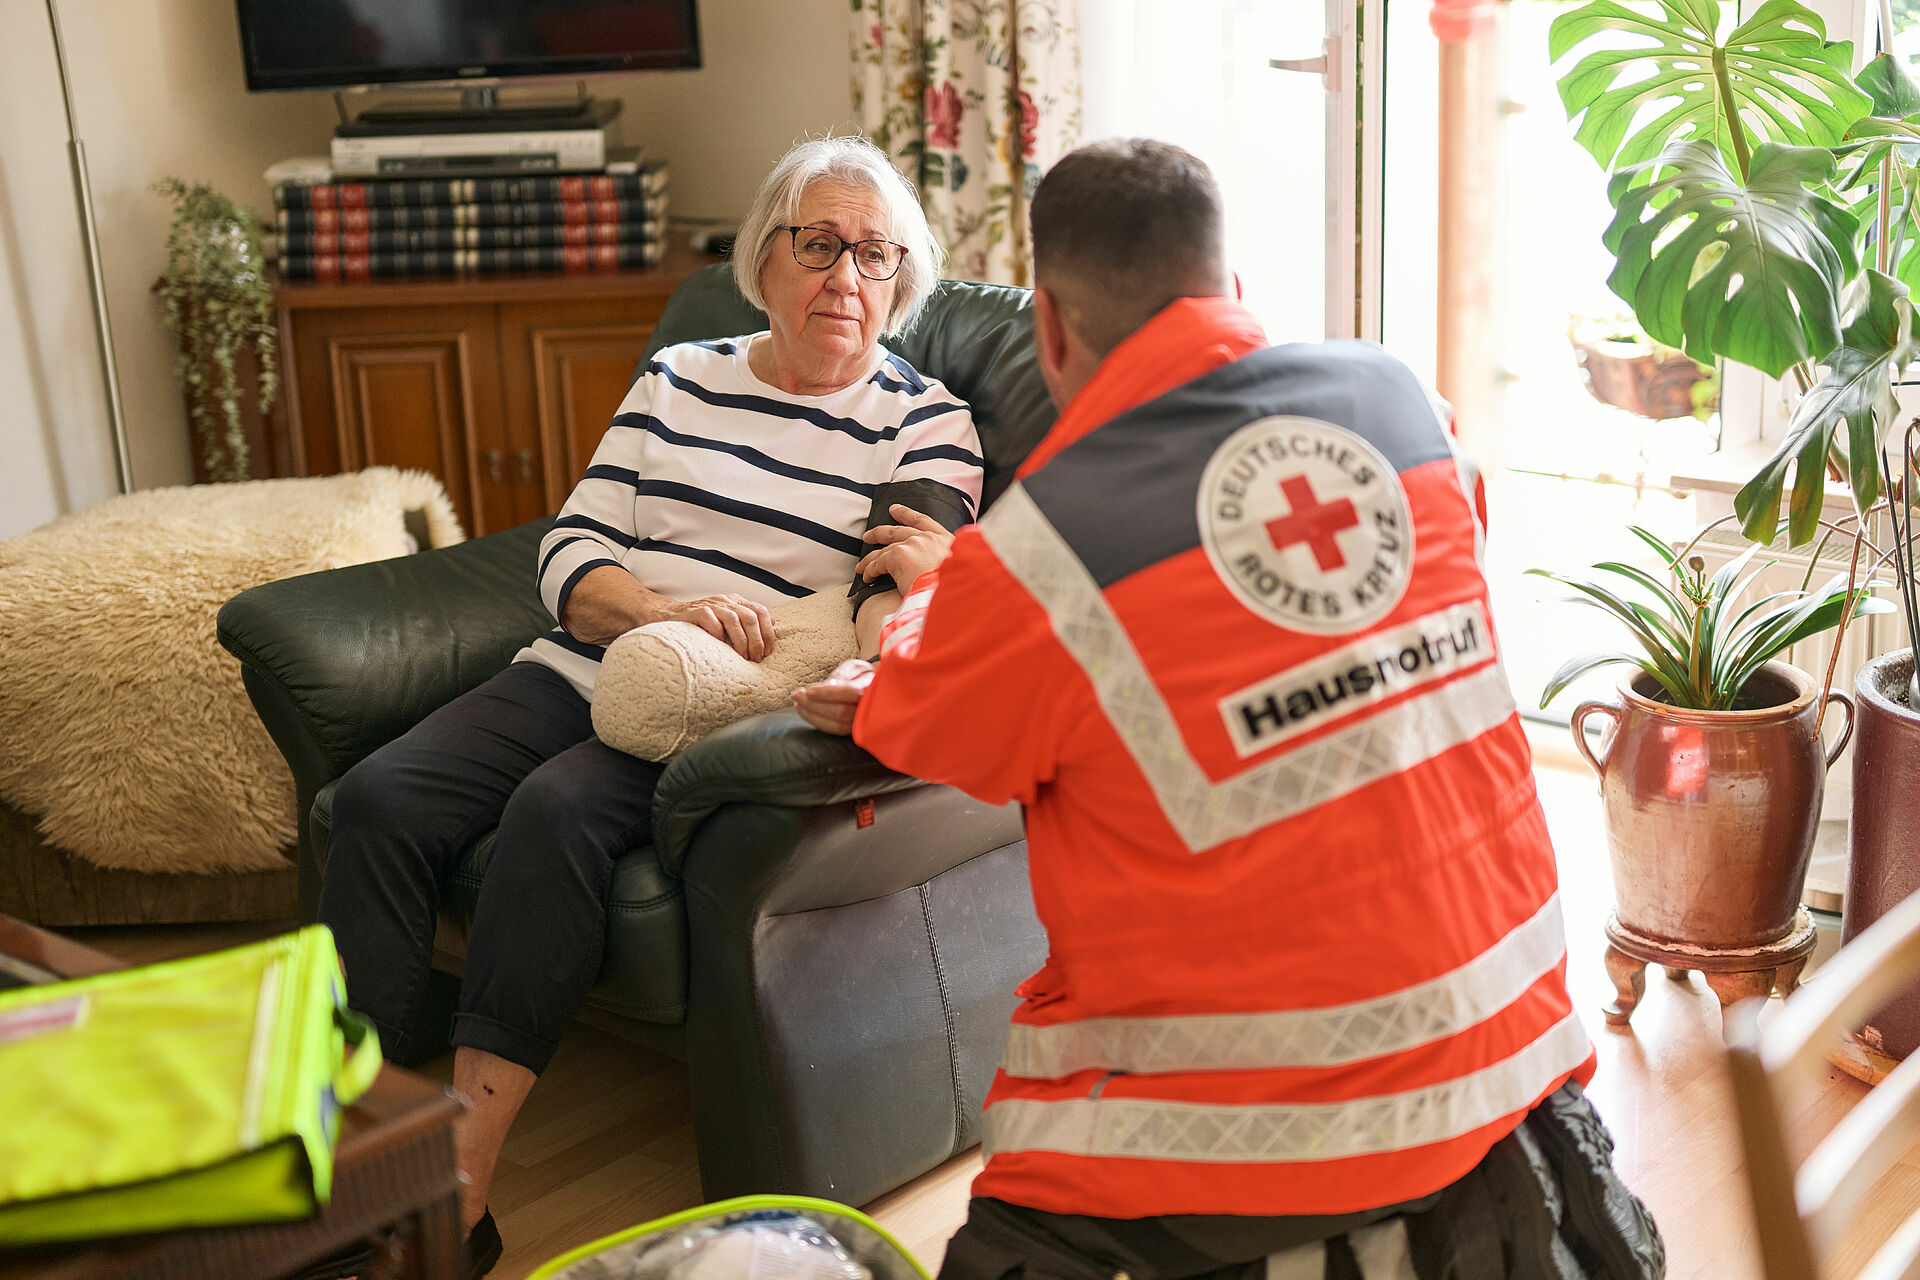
[1552,0,1920,546]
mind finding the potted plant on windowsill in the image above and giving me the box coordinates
[1568,315,1720,423]
[1534,526,1887,1026]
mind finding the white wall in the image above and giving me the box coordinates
[0,0,119,536]
[600,0,860,223]
[0,0,852,538]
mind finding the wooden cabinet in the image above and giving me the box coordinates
[497,299,662,524]
[272,245,710,536]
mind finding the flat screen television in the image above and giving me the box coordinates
[235,0,702,93]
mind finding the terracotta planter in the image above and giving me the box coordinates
[1572,338,1717,422]
[1844,650,1920,1057]
[1572,661,1853,949]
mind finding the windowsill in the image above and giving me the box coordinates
[1671,439,1854,510]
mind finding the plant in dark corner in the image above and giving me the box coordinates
[152,177,277,483]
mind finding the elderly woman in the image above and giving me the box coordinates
[317,136,982,1276]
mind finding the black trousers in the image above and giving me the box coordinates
[937,1083,1664,1280]
[317,660,664,1074]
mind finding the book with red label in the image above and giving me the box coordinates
[277,220,662,256]
[274,165,668,210]
[277,197,666,234]
[277,241,668,282]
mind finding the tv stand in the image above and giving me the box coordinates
[266,242,712,538]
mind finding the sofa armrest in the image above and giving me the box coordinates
[668,726,1030,1203]
[217,518,556,787]
[651,709,927,876]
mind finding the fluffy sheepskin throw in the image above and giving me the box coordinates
[593,590,859,761]
[0,468,462,873]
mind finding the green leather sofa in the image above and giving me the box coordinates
[216,264,1055,1207]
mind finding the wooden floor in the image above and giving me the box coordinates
[62,762,1909,1279]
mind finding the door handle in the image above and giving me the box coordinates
[484,449,504,484]
[515,448,535,484]
[1271,36,1336,91]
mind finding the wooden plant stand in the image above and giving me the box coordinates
[1602,908,1818,1034]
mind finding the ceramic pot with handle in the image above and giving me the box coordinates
[1843,650,1920,1057]
[1572,660,1853,950]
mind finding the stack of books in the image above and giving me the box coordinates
[273,162,669,282]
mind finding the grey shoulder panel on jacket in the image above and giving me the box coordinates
[1020,341,1450,589]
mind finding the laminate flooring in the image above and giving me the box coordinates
[62,763,1909,1279]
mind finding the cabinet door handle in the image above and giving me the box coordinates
[515,448,536,484]
[484,449,504,484]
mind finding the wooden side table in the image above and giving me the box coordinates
[0,917,465,1280]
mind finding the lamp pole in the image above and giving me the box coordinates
[44,0,134,495]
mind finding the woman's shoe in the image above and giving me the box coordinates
[283,1209,499,1279]
[287,1245,370,1280]
[465,1209,504,1280]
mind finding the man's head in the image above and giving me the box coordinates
[1029,139,1233,407]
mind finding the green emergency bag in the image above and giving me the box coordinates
[529,1196,933,1280]
[0,924,381,1245]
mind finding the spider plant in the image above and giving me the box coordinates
[1532,526,1892,710]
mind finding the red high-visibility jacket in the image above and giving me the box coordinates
[855,297,1591,1220]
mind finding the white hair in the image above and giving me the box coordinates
[733,136,943,338]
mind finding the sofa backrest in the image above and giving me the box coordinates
[638,262,1057,511]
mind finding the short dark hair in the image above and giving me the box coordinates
[1029,139,1227,357]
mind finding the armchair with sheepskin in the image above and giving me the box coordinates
[216,263,1055,1205]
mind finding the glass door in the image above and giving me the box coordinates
[1379,0,1735,721]
[1079,0,1378,345]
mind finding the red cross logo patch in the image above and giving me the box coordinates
[1197,416,1414,634]
[1265,475,1361,571]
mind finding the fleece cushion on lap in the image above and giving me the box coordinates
[0,469,462,873]
[592,591,859,761]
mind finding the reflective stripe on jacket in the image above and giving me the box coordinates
[853,297,1592,1219]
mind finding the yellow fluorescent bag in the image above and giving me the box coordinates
[0,924,380,1245]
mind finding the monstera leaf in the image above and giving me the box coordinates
[1840,144,1920,295]
[1835,56,1920,296]
[1551,0,1869,174]
[1604,139,1857,377]
[1858,50,1920,118]
[1735,269,1916,545]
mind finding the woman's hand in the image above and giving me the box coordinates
[793,658,875,735]
[857,504,956,589]
[656,594,777,662]
[562,568,774,660]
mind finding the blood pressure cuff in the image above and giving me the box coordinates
[849,478,978,619]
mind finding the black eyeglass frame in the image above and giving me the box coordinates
[774,225,909,281]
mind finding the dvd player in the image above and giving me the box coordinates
[331,126,614,178]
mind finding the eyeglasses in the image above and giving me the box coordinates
[776,226,908,281]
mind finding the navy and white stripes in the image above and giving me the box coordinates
[518,335,984,700]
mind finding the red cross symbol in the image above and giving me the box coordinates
[1265,475,1360,571]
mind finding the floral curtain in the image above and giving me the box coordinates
[853,0,1083,286]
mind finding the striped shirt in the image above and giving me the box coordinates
[518,335,985,699]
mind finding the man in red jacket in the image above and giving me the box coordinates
[796,140,1659,1280]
